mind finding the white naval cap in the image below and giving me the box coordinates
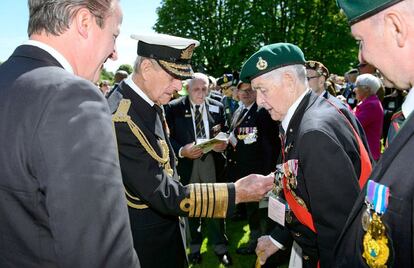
[131,33,200,49]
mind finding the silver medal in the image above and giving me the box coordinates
[362,199,372,232]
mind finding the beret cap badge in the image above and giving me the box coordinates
[256,57,268,71]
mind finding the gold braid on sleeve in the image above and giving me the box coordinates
[179,183,229,218]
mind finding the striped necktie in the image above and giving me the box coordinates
[195,105,206,139]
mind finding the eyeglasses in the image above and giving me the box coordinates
[307,75,320,81]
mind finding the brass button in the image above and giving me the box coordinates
[303,255,309,260]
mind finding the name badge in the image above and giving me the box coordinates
[209,105,219,113]
[268,196,286,226]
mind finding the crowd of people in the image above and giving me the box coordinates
[1,0,414,268]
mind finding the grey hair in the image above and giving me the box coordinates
[27,0,118,36]
[188,73,209,89]
[260,64,308,87]
[132,55,161,75]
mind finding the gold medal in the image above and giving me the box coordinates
[362,213,389,268]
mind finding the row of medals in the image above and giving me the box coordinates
[274,169,304,224]
[275,167,390,267]
[361,198,389,267]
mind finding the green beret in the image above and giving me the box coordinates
[336,0,403,25]
[240,43,306,83]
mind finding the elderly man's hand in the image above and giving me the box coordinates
[255,235,280,265]
[212,140,227,152]
[181,142,204,159]
[234,173,274,203]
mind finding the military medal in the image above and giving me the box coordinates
[283,160,298,189]
[273,165,284,196]
[286,206,293,224]
[362,197,373,232]
[362,180,390,268]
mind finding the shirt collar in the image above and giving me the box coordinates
[24,40,74,74]
[281,89,310,132]
[125,76,155,107]
[242,102,255,111]
[189,98,205,110]
[402,88,414,119]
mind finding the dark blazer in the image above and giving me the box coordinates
[110,83,236,268]
[270,91,365,267]
[165,96,227,184]
[334,111,414,267]
[226,103,280,181]
[0,45,139,267]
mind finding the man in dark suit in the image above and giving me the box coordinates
[334,1,414,267]
[0,1,139,267]
[166,72,232,265]
[226,81,281,255]
[108,33,274,268]
[239,43,372,267]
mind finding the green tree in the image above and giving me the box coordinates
[100,68,114,83]
[117,64,133,74]
[154,0,358,77]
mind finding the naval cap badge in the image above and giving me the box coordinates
[256,57,268,70]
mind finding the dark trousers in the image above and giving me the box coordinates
[129,208,186,268]
[188,218,228,255]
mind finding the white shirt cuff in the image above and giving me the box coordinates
[269,236,285,250]
[178,147,184,158]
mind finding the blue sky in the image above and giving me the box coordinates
[0,0,161,72]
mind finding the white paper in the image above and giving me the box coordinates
[194,132,228,153]
[268,196,286,226]
[288,241,303,268]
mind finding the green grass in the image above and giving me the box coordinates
[188,220,258,268]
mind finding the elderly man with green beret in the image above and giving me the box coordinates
[334,1,414,267]
[239,43,372,267]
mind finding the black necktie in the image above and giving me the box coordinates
[195,105,206,139]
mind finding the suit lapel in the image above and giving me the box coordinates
[205,100,214,137]
[337,109,414,245]
[243,103,258,125]
[230,106,243,130]
[285,91,315,151]
[184,97,196,141]
[120,83,164,141]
